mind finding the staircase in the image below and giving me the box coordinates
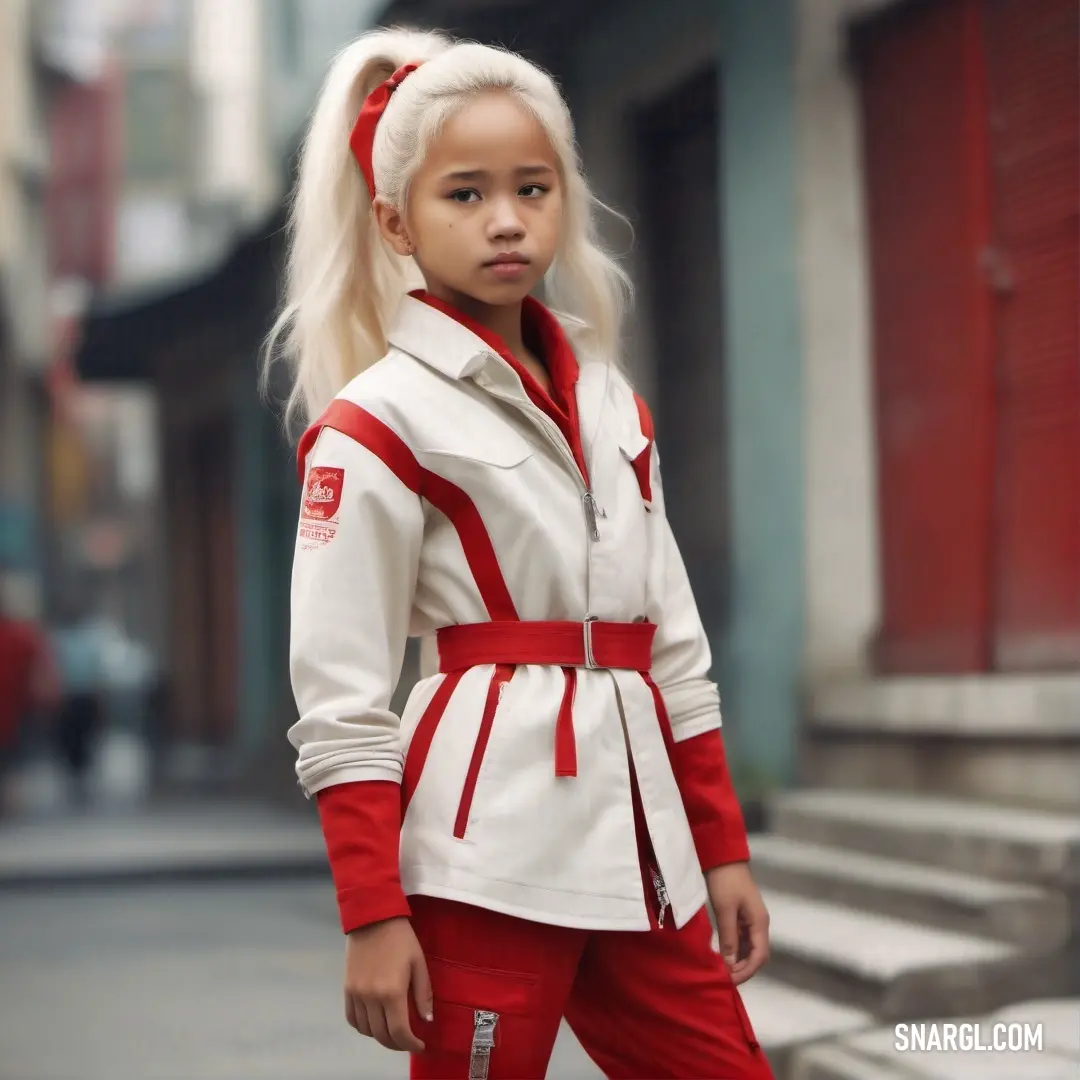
[740,788,1080,1079]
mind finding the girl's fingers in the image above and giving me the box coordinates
[411,952,434,1024]
[731,907,771,985]
[365,999,394,1049]
[385,990,425,1053]
[346,993,374,1037]
[715,900,740,970]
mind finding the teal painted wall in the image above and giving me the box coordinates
[715,0,803,794]
[570,0,803,795]
[235,370,297,759]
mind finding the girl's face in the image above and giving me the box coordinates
[378,91,564,311]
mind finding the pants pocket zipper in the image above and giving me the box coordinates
[469,1009,499,1080]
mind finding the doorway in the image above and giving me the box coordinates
[634,66,729,645]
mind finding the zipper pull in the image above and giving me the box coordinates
[651,867,670,929]
[470,1010,498,1080]
[582,490,606,540]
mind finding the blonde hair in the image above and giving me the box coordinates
[262,26,632,431]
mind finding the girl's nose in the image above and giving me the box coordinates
[487,195,526,240]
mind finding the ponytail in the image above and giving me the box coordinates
[262,28,450,432]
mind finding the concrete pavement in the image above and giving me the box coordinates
[0,798,330,889]
[0,878,601,1080]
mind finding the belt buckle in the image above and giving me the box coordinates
[583,615,598,669]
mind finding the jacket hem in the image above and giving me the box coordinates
[400,863,663,931]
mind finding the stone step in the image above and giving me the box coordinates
[749,834,1070,949]
[769,789,1080,886]
[804,675,1080,814]
[761,888,1069,1022]
[738,976,872,1078]
[788,1043,907,1080]
[791,1000,1080,1080]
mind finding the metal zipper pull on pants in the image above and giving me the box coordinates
[470,1009,498,1080]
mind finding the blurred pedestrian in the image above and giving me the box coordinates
[0,596,60,817]
[50,601,106,806]
[268,28,773,1080]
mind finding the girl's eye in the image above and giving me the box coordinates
[449,189,480,203]
[520,184,547,198]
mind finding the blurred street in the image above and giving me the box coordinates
[0,803,602,1080]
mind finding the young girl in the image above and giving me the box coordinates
[269,25,775,1080]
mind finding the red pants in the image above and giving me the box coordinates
[407,894,775,1079]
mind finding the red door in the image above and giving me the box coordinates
[854,0,997,672]
[983,0,1080,669]
[854,0,1079,673]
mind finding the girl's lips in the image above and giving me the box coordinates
[484,261,529,278]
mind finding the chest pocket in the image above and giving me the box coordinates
[416,425,533,470]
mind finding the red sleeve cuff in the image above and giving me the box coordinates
[315,780,410,934]
[690,819,751,869]
[336,884,412,933]
[669,729,751,872]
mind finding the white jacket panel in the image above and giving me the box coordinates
[288,296,723,931]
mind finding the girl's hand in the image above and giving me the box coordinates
[344,916,433,1052]
[706,862,771,986]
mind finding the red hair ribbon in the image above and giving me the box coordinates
[349,62,420,199]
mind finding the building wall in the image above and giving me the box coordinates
[795,0,893,683]
[189,0,275,220]
[796,0,1079,755]
[566,0,803,792]
[0,0,57,620]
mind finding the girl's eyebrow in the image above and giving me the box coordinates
[440,164,557,182]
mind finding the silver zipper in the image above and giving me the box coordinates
[470,1009,498,1080]
[651,866,670,929]
[582,490,607,541]
[483,382,606,544]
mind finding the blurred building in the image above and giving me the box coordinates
[795,0,1079,817]
[0,0,49,619]
[75,0,389,786]
[0,0,119,621]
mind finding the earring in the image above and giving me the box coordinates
[402,235,415,255]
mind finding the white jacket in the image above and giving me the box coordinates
[288,294,723,931]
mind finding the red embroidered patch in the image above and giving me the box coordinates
[302,467,344,521]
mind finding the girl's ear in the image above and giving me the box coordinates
[373,196,415,256]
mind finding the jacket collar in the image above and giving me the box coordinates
[385,293,493,380]
[385,290,583,395]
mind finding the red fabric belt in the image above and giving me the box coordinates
[433,620,655,780]
[435,619,656,673]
